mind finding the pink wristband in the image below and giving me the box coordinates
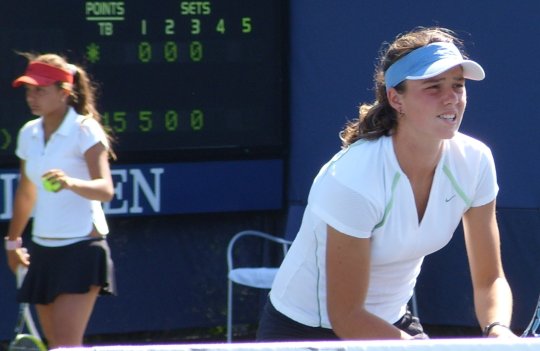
[4,237,22,250]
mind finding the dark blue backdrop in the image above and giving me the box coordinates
[288,1,540,208]
[1,0,539,342]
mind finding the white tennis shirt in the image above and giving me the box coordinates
[270,133,498,328]
[16,107,110,247]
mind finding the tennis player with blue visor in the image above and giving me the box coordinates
[257,27,516,341]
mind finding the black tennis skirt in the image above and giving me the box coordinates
[256,297,427,341]
[17,238,116,304]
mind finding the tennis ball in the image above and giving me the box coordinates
[42,178,61,192]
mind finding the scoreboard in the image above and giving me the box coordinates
[0,1,287,163]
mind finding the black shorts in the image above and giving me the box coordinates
[256,298,427,341]
[17,238,116,304]
[257,298,338,341]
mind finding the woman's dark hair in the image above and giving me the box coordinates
[339,27,467,147]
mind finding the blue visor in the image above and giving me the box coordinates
[384,42,485,89]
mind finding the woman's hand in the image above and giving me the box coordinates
[485,324,518,338]
[7,247,30,273]
[42,169,70,192]
[40,143,114,202]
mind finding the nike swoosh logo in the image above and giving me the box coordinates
[445,194,456,202]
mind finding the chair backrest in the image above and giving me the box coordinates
[226,203,307,342]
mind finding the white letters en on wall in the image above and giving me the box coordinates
[0,167,164,220]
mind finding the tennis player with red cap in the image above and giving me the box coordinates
[5,53,117,349]
[257,27,517,340]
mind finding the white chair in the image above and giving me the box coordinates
[226,204,304,342]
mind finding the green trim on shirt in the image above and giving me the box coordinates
[443,164,472,207]
[374,172,401,229]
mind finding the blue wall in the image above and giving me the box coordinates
[288,1,540,207]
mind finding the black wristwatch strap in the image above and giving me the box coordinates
[482,321,509,337]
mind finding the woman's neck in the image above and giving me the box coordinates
[392,133,444,223]
[392,133,444,179]
[43,106,69,140]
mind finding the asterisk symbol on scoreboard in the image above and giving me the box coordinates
[86,43,101,63]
